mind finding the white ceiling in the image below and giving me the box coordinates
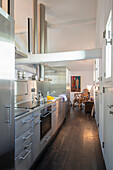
[39,0,97,53]
[47,59,95,71]
[14,0,97,72]
[39,0,97,24]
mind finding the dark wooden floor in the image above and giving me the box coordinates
[35,106,106,170]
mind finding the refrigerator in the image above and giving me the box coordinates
[0,8,15,169]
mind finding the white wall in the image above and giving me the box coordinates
[47,22,96,53]
[14,0,33,53]
[70,70,93,104]
[38,0,97,53]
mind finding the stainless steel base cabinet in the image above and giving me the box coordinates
[52,102,57,135]
[33,111,41,162]
[57,99,63,128]
[15,128,33,158]
[62,101,66,120]
[40,130,51,152]
[15,112,33,170]
[15,145,32,170]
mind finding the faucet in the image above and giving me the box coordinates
[35,91,44,103]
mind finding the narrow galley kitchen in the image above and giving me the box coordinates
[32,60,106,170]
[0,0,113,170]
[34,107,105,170]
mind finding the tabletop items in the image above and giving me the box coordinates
[73,89,94,110]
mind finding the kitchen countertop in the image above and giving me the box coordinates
[15,97,61,119]
[15,108,29,117]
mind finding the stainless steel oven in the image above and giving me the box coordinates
[40,105,52,140]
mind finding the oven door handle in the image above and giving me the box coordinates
[41,112,51,118]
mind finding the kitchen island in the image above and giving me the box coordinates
[15,97,65,170]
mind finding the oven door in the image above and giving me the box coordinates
[40,109,52,140]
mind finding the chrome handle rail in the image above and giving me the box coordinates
[34,113,40,117]
[22,132,33,140]
[35,120,42,125]
[109,111,113,115]
[20,150,31,160]
[42,112,51,118]
[22,118,33,124]
[5,104,11,123]
[107,105,113,108]
[24,142,32,150]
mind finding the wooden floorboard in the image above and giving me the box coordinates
[35,106,106,170]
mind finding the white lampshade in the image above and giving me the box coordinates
[87,85,92,92]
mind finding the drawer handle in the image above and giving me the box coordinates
[22,132,33,140]
[34,113,40,117]
[22,119,32,124]
[5,105,11,123]
[35,120,42,125]
[107,105,113,108]
[24,142,32,149]
[20,150,31,160]
[109,111,113,115]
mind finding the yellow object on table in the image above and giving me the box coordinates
[47,95,54,100]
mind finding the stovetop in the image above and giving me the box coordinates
[14,108,29,117]
[15,101,41,109]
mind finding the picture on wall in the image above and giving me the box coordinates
[71,76,81,92]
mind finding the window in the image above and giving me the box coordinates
[106,11,112,78]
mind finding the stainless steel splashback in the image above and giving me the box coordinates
[15,80,37,103]
[37,81,51,97]
[44,66,70,97]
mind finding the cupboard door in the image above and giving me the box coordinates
[33,116,40,161]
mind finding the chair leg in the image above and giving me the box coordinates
[79,103,81,109]
[73,99,77,107]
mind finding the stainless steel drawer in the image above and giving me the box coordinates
[33,116,41,162]
[33,110,41,118]
[52,102,56,112]
[15,114,33,139]
[15,128,33,158]
[52,109,57,135]
[15,145,32,170]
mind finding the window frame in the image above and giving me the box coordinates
[105,10,112,82]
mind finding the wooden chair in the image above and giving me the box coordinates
[73,93,82,108]
[73,89,89,109]
[82,89,89,103]
[83,89,88,96]
[78,93,84,109]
